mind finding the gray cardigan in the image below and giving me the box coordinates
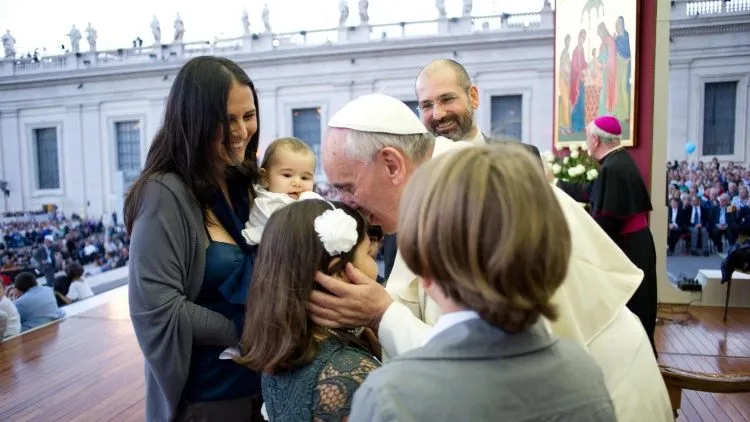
[128,173,238,421]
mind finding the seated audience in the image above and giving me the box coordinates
[351,145,615,421]
[666,159,750,250]
[0,283,21,338]
[667,197,685,255]
[55,263,94,305]
[12,271,65,331]
[709,193,735,251]
[727,203,750,241]
[732,185,750,208]
[0,212,129,279]
[686,196,710,256]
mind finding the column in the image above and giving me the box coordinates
[534,69,555,152]
[667,62,690,160]
[437,18,449,35]
[347,25,371,43]
[80,102,104,218]
[0,109,24,212]
[651,0,685,303]
[256,87,278,151]
[63,105,87,215]
[329,81,354,119]
[146,97,165,153]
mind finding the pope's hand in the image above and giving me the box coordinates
[308,263,393,331]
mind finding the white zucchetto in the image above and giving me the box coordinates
[328,93,428,135]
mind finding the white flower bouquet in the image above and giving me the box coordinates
[542,144,599,184]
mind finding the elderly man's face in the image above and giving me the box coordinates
[322,129,403,233]
[415,68,478,141]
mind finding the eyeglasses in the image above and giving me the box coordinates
[417,94,460,112]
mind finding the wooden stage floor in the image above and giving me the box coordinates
[657,305,750,421]
[2,288,749,421]
[0,287,144,422]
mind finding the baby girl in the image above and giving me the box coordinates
[241,137,323,245]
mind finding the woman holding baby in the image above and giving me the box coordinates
[126,56,265,422]
[127,56,369,422]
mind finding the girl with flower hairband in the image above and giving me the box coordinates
[235,199,382,421]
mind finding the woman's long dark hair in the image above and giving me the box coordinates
[124,56,261,232]
[235,200,368,374]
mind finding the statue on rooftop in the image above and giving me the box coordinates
[358,0,369,25]
[86,23,97,52]
[339,0,349,27]
[262,4,272,33]
[1,30,16,58]
[242,9,251,35]
[436,0,447,18]
[68,25,82,53]
[462,0,473,18]
[174,13,185,42]
[151,15,161,44]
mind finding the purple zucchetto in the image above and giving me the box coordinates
[592,115,622,137]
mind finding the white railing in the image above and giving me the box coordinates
[0,12,553,78]
[673,0,750,17]
[3,3,749,78]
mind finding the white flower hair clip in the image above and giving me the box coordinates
[313,207,359,256]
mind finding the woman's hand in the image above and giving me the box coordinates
[308,263,393,331]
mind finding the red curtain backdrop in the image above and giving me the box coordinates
[629,0,657,189]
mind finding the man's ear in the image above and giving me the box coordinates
[591,135,600,150]
[468,85,480,110]
[379,147,407,186]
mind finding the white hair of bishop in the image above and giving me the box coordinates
[586,120,621,145]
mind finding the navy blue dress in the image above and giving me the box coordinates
[182,240,261,402]
[183,181,261,404]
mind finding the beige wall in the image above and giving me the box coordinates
[652,0,690,303]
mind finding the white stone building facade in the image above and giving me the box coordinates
[0,1,748,218]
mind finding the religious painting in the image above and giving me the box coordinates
[554,0,638,147]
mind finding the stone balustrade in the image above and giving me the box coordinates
[673,0,750,17]
[0,12,550,78]
[1,1,749,78]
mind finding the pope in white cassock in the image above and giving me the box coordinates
[309,93,672,421]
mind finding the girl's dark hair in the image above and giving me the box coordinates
[367,225,384,243]
[123,56,261,232]
[65,262,84,280]
[236,199,368,374]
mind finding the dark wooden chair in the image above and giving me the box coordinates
[660,365,750,419]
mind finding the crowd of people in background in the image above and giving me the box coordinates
[666,159,750,255]
[0,210,130,339]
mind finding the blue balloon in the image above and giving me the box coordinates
[685,143,696,155]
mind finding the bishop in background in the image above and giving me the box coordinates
[555,115,658,355]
